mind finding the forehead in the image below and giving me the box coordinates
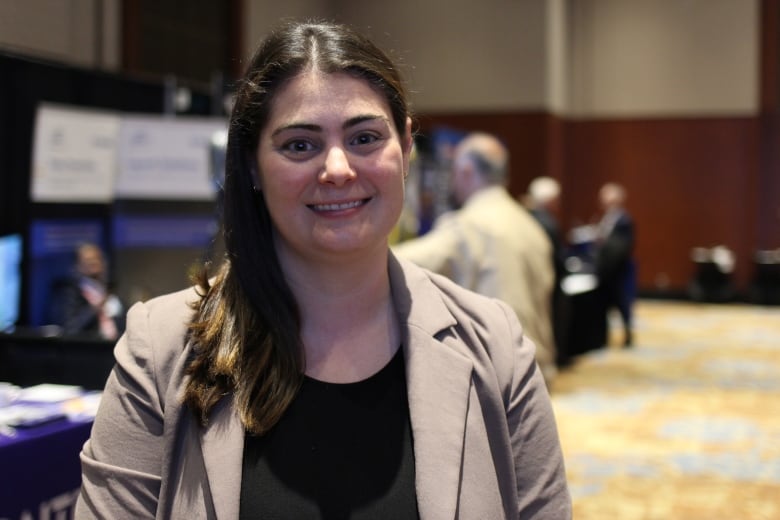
[265,71,392,125]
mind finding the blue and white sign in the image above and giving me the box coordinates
[115,116,227,200]
[30,103,121,203]
[112,215,218,248]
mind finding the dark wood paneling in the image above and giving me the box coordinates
[758,0,780,250]
[120,0,140,73]
[418,111,762,295]
[564,117,760,293]
[758,115,780,249]
[121,0,240,85]
[226,0,245,80]
[761,0,780,113]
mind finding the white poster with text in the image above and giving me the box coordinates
[30,104,121,203]
[115,116,227,200]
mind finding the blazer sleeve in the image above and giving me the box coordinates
[75,300,167,519]
[501,302,572,519]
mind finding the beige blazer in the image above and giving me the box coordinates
[76,255,571,519]
[392,186,557,385]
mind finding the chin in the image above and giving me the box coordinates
[318,234,389,255]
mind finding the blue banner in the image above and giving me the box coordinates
[112,215,217,248]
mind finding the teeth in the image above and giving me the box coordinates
[313,200,364,211]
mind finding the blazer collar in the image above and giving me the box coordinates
[390,254,474,520]
[201,395,244,519]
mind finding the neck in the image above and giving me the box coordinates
[277,243,400,383]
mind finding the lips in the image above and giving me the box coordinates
[309,198,370,212]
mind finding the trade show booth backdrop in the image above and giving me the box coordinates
[0,51,226,330]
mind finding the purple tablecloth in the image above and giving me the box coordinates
[0,416,93,518]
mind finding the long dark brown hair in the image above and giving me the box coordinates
[184,21,411,435]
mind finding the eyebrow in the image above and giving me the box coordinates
[270,114,389,137]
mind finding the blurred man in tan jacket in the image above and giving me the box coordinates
[394,132,557,386]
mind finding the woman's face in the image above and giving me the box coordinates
[256,70,412,265]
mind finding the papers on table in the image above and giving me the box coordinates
[0,383,102,435]
[18,384,83,403]
[0,404,66,429]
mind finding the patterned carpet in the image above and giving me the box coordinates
[550,300,780,520]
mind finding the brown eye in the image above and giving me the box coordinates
[283,140,316,153]
[350,132,381,147]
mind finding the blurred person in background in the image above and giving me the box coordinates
[527,177,564,276]
[75,21,571,519]
[49,242,124,340]
[595,182,636,347]
[394,132,558,387]
[527,176,570,366]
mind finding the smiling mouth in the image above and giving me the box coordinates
[309,198,370,212]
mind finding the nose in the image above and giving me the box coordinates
[320,146,356,185]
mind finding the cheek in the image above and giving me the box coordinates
[374,147,407,180]
[383,153,408,194]
[377,159,406,211]
[260,178,299,222]
[256,168,298,225]
[257,155,296,197]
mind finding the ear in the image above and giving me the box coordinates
[247,151,261,190]
[402,117,413,173]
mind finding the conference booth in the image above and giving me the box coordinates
[0,50,226,518]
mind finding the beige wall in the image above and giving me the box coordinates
[243,0,552,112]
[546,0,569,114]
[333,0,551,112]
[567,0,759,117]
[0,0,120,70]
[243,0,758,116]
[0,0,760,116]
[244,0,333,59]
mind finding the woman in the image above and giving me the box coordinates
[76,21,571,519]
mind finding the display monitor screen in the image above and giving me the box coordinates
[0,233,22,331]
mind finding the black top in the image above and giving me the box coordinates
[239,349,419,520]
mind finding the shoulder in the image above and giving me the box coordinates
[119,286,200,380]
[393,257,536,380]
[393,255,505,319]
[418,264,505,317]
[127,286,199,337]
[467,188,545,228]
[134,285,200,319]
[429,270,528,360]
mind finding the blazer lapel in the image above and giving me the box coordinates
[390,255,473,520]
[201,395,244,519]
[405,328,472,520]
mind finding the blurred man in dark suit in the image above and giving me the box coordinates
[527,177,569,365]
[595,182,636,347]
[49,242,125,340]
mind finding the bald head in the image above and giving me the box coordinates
[451,132,509,205]
[599,182,626,210]
[529,177,560,205]
[455,133,508,183]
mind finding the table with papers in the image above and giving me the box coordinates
[0,383,100,519]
